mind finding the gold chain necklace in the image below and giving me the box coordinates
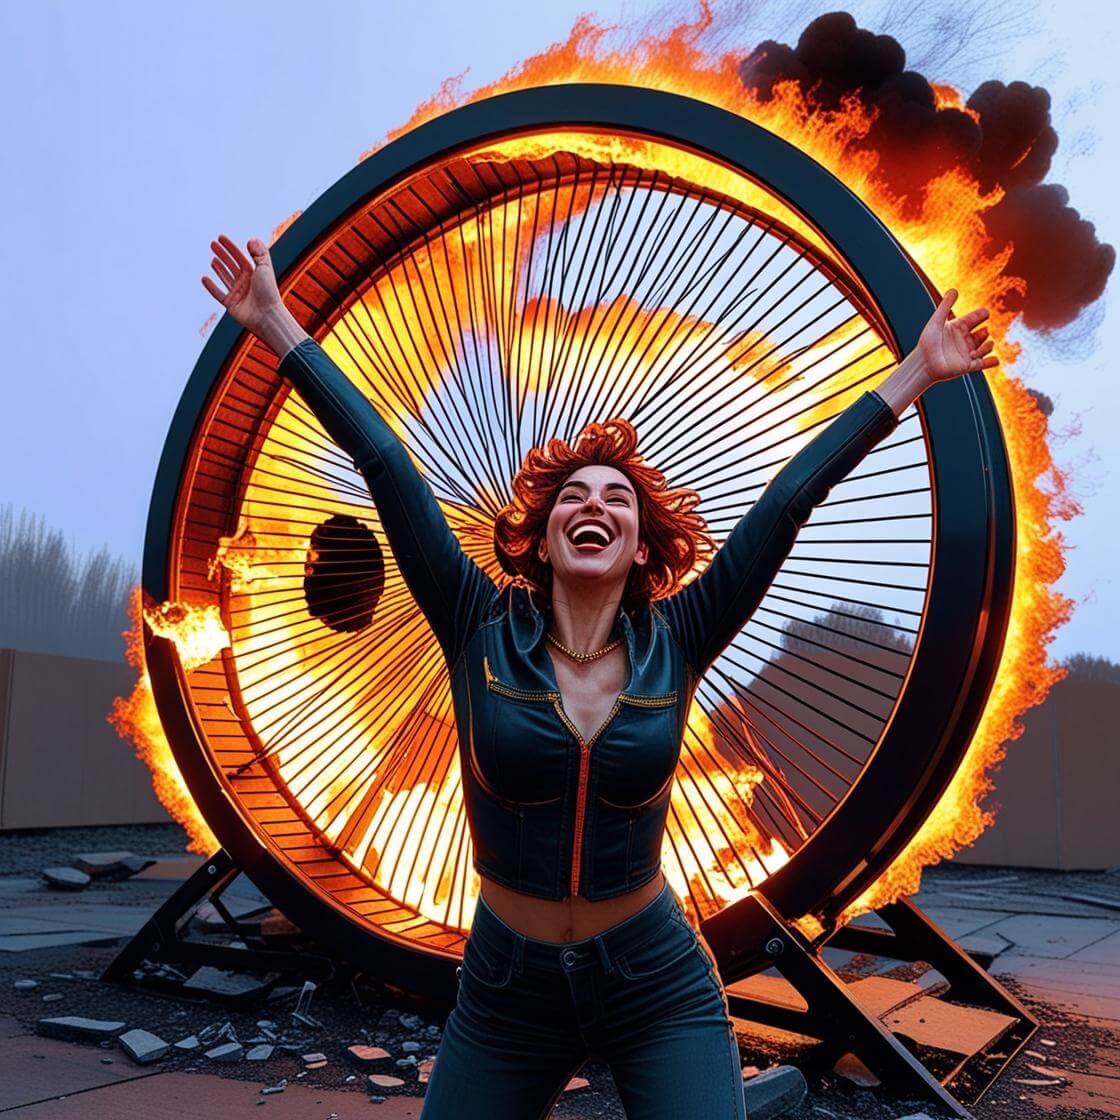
[545,630,622,664]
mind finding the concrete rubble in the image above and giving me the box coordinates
[744,1066,809,1117]
[118,1028,170,1064]
[40,866,91,891]
[204,1040,245,1062]
[74,852,155,880]
[36,1015,125,1042]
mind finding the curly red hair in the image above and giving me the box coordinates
[493,418,715,609]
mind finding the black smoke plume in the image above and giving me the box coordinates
[739,11,1113,332]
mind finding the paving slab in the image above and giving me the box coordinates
[957,932,1013,960]
[845,976,926,1018]
[916,906,1014,938]
[0,905,149,936]
[928,889,1120,920]
[0,930,125,952]
[0,1033,156,1111]
[130,857,204,881]
[882,997,1016,1056]
[0,879,45,897]
[1070,927,1120,965]
[992,954,1120,1020]
[0,1069,431,1117]
[983,913,1119,958]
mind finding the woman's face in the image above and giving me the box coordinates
[538,465,648,589]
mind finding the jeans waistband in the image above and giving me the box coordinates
[471,880,684,975]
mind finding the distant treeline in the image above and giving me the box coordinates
[779,599,1118,682]
[1062,653,1120,682]
[0,505,1116,679]
[0,504,137,663]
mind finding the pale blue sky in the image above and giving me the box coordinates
[1,0,1116,659]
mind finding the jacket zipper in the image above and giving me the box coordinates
[483,656,677,898]
[562,692,677,898]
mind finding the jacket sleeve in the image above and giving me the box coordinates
[659,389,900,680]
[278,337,498,666]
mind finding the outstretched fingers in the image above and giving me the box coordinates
[211,257,236,289]
[933,288,958,323]
[201,274,227,302]
[211,237,242,276]
[958,305,990,328]
[217,233,252,273]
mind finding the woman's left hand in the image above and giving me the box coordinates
[918,288,999,383]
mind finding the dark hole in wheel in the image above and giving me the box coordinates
[304,514,384,633]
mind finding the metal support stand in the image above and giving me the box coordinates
[703,892,1037,1118]
[102,849,334,992]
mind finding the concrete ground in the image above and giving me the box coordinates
[0,823,1117,1119]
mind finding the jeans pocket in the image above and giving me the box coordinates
[616,913,698,981]
[461,930,514,989]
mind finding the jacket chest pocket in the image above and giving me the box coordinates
[594,696,680,810]
[477,661,567,806]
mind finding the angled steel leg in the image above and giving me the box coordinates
[703,891,1036,1119]
[101,849,332,986]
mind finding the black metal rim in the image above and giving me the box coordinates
[143,83,1013,983]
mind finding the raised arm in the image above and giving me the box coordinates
[202,235,498,666]
[660,288,999,680]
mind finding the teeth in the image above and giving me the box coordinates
[571,524,611,547]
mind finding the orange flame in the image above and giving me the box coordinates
[117,6,1077,927]
[108,591,219,854]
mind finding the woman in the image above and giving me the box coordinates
[203,234,997,1119]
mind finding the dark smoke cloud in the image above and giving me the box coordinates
[739,11,1114,332]
[1026,388,1054,418]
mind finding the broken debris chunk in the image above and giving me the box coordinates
[119,1029,171,1064]
[183,965,278,1003]
[41,866,90,891]
[37,1016,125,1043]
[347,1044,391,1066]
[205,1041,245,1063]
[73,852,155,880]
[743,1065,809,1117]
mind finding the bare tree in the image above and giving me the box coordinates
[0,504,137,663]
[1061,653,1120,683]
[781,600,914,658]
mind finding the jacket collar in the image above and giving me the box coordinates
[505,582,660,687]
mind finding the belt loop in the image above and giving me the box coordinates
[593,932,613,976]
[513,932,525,978]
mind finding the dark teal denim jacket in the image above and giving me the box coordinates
[279,339,899,900]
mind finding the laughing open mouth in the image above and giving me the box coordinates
[568,522,614,551]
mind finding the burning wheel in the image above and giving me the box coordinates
[145,85,1013,999]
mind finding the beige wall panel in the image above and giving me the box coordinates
[954,677,1119,870]
[0,649,168,829]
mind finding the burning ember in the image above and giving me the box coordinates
[116,5,1108,930]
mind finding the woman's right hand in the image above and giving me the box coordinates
[201,234,284,335]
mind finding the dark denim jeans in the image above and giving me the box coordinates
[419,881,746,1119]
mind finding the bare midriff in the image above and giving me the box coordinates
[479,868,666,942]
